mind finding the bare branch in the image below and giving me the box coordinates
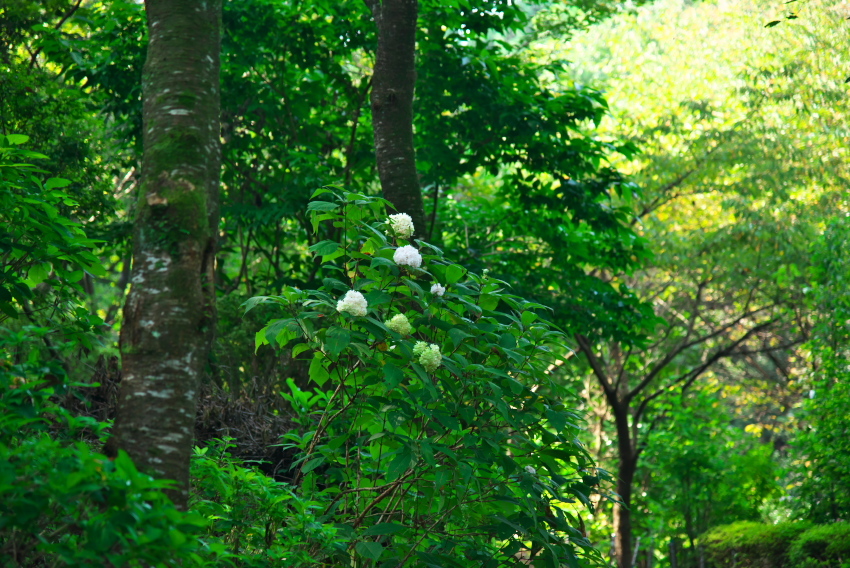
[627,303,777,401]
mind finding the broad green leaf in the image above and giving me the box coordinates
[5,134,29,145]
[44,177,71,190]
[301,456,325,474]
[355,541,384,562]
[324,326,350,357]
[309,353,330,387]
[446,264,466,284]
[306,200,339,212]
[309,240,340,257]
[383,363,404,389]
[386,448,414,481]
[255,328,270,352]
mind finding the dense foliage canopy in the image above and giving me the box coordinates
[1,0,849,566]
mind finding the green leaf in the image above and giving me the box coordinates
[498,333,517,349]
[301,456,325,474]
[546,408,567,434]
[355,541,384,562]
[521,311,537,326]
[383,363,404,389]
[324,327,350,357]
[309,239,340,257]
[386,448,414,481]
[25,263,51,286]
[370,256,396,269]
[479,293,499,311]
[5,134,29,145]
[292,343,311,358]
[433,411,460,431]
[446,264,466,284]
[448,327,473,348]
[255,328,270,353]
[309,353,330,387]
[44,178,71,190]
[307,200,339,212]
[311,187,334,199]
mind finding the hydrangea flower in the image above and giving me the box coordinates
[388,213,414,239]
[336,290,368,317]
[418,343,442,373]
[413,341,429,358]
[525,465,537,475]
[430,283,446,297]
[393,245,422,268]
[386,313,413,336]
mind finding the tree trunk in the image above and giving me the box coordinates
[368,0,427,238]
[615,459,637,568]
[613,405,637,568]
[108,0,221,510]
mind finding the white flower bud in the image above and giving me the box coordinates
[430,283,446,297]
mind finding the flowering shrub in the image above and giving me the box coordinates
[247,189,608,567]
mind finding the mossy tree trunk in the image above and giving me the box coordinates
[366,0,427,238]
[108,0,221,510]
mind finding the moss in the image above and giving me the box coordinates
[136,166,210,259]
[702,521,813,568]
[147,128,206,178]
[788,523,850,568]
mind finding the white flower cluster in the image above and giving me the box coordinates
[413,341,442,373]
[386,313,413,336]
[524,465,537,475]
[336,290,368,317]
[430,283,446,297]
[388,213,414,239]
[393,245,422,268]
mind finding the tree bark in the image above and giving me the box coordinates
[108,0,221,510]
[367,0,427,238]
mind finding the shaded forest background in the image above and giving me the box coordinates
[2,0,850,566]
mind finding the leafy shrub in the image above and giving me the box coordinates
[0,331,222,567]
[191,440,344,566]
[702,521,812,568]
[788,523,850,568]
[246,189,608,567]
[0,133,106,326]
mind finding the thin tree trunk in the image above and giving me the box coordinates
[615,465,636,568]
[614,406,637,568]
[107,0,221,510]
[367,0,427,238]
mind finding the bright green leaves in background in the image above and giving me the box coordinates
[790,216,850,522]
[246,191,609,568]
